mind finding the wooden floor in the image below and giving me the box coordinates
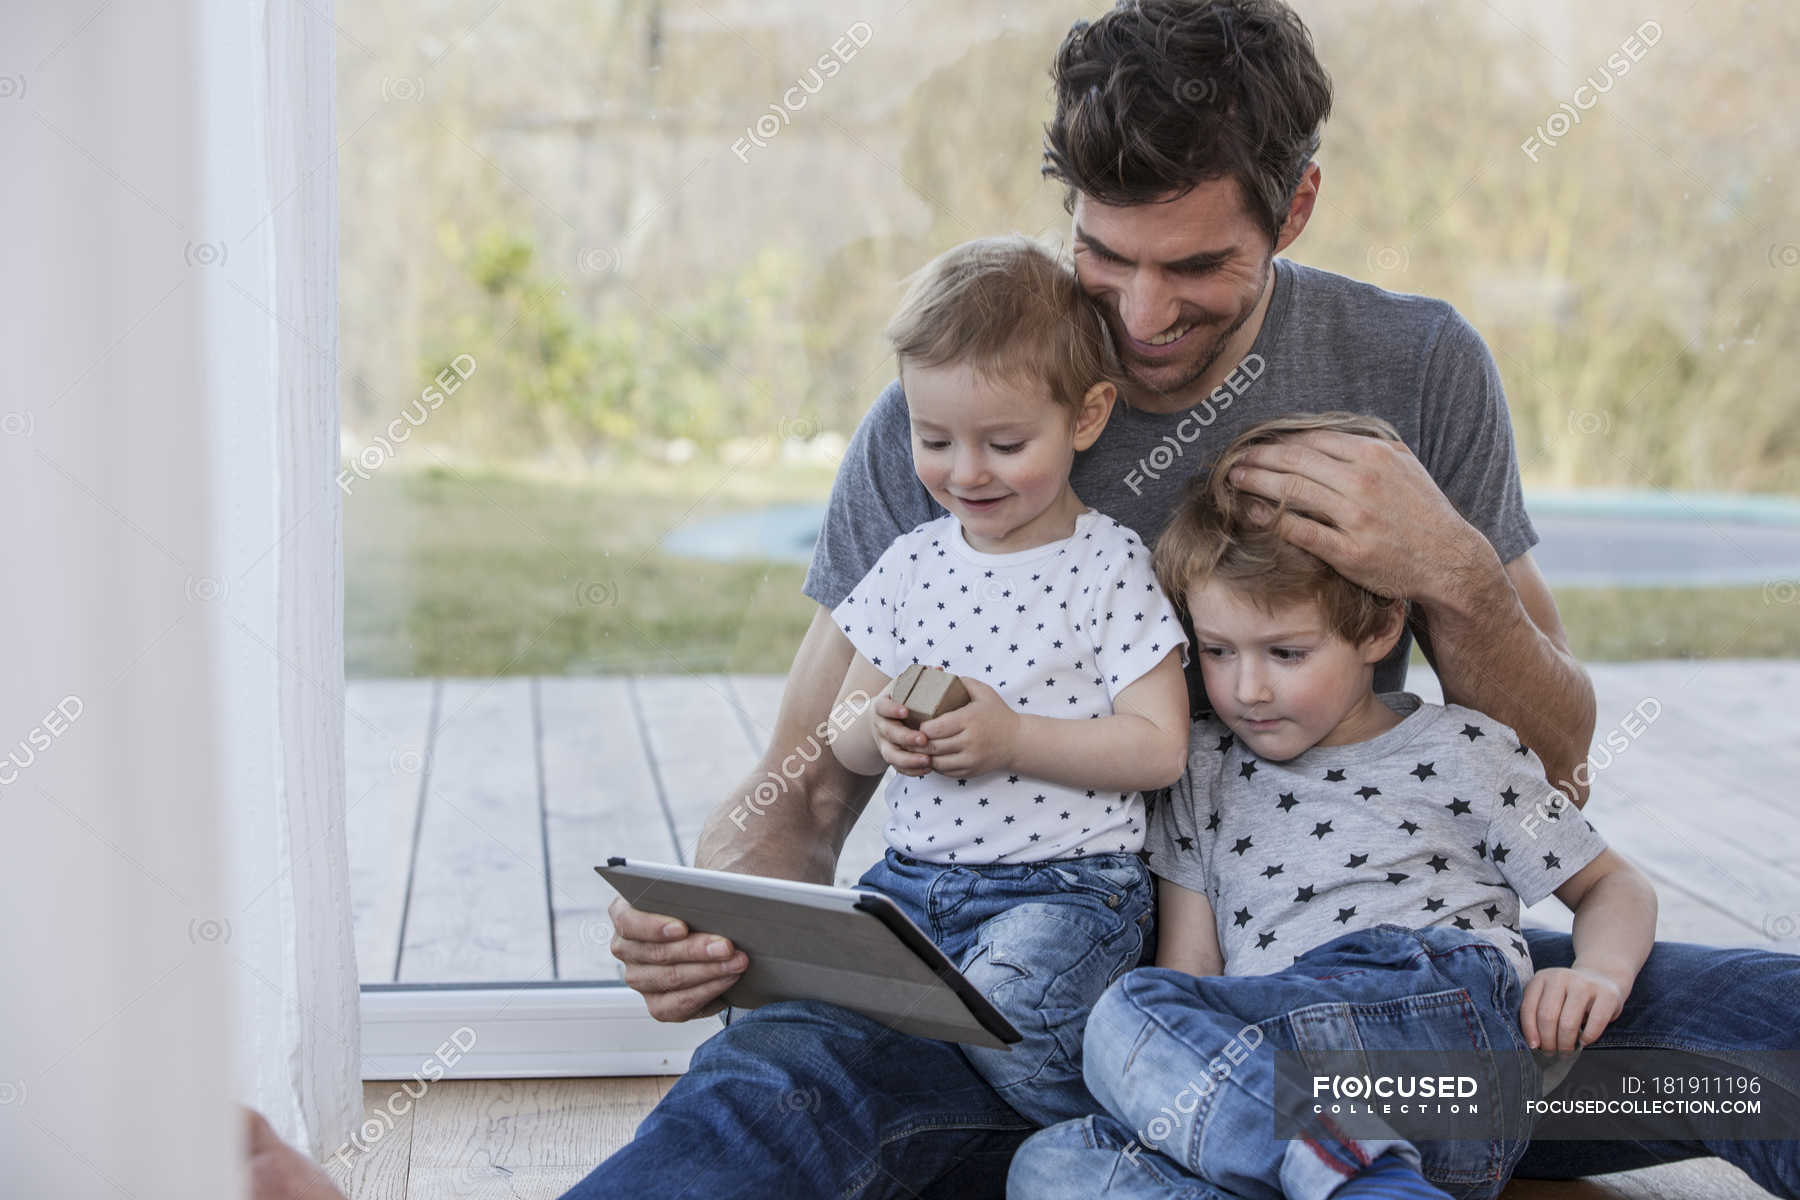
[327,1076,1775,1199]
[346,662,1800,984]
[335,663,1798,1198]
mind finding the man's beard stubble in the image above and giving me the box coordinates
[1117,259,1271,408]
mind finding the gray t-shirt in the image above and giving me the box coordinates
[1144,693,1608,988]
[802,257,1539,715]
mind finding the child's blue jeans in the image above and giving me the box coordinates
[860,847,1157,1126]
[1007,924,1540,1200]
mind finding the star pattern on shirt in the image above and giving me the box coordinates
[838,514,1187,862]
[1149,700,1613,978]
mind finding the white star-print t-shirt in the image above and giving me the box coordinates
[832,507,1189,864]
[1146,693,1608,988]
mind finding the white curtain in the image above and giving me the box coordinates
[0,1,358,1192]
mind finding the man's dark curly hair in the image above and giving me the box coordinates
[1043,0,1334,243]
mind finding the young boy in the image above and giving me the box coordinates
[1008,413,1659,1200]
[828,234,1192,1124]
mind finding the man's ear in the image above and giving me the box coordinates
[1273,161,1321,256]
[1072,380,1116,451]
[1358,599,1409,666]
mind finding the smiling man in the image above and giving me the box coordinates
[576,3,1800,1198]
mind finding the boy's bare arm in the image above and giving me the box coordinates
[830,651,894,777]
[610,605,883,1021]
[1156,877,1225,976]
[1520,847,1658,1053]
[1005,649,1190,792]
[1553,847,1658,997]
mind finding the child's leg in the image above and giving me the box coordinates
[949,853,1156,1126]
[1077,924,1535,1200]
[1009,1116,1452,1200]
[1007,1114,1244,1199]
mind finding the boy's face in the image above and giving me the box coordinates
[1187,578,1385,761]
[902,360,1085,546]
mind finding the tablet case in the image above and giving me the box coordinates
[597,857,1021,1049]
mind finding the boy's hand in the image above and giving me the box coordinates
[872,692,933,777]
[916,679,1019,779]
[1521,965,1625,1055]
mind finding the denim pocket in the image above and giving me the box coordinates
[1287,987,1509,1189]
[1044,855,1151,910]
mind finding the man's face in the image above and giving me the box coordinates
[1187,578,1373,762]
[1071,182,1273,399]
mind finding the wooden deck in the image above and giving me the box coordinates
[345,662,1800,985]
[326,1077,1774,1199]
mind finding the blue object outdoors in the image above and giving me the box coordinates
[659,492,1800,589]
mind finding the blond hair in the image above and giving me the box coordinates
[885,234,1122,417]
[1152,412,1409,646]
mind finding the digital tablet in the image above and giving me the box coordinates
[597,857,1021,1049]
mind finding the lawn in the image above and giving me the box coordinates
[345,460,1800,679]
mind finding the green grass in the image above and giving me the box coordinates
[346,460,1800,679]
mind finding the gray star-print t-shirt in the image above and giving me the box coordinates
[1145,693,1607,988]
[833,507,1188,863]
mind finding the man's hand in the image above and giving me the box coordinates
[608,893,749,1021]
[915,679,1020,779]
[1228,430,1485,606]
[1521,965,1625,1055]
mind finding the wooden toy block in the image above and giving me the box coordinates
[888,664,971,729]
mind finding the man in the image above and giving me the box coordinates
[579,3,1800,1197]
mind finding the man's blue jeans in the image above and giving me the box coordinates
[562,918,1800,1200]
[1006,924,1539,1200]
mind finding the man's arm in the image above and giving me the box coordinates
[1410,545,1598,809]
[696,605,880,876]
[609,605,882,1020]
